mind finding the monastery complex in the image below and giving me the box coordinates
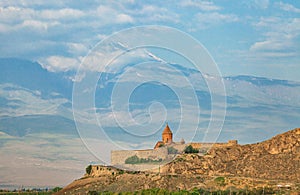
[110,124,238,170]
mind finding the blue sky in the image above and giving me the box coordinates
[0,0,299,81]
[1,1,300,186]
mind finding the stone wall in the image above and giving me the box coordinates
[170,143,186,152]
[89,165,120,177]
[110,140,239,170]
[111,147,168,166]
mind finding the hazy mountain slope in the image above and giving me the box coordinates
[0,115,77,137]
[1,57,300,142]
[0,58,73,99]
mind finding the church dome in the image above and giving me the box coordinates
[162,123,172,135]
[162,123,173,144]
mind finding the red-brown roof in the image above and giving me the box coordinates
[162,123,172,134]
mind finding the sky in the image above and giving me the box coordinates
[0,0,300,187]
[0,0,299,81]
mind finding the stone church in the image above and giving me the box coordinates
[111,123,237,170]
[154,123,176,149]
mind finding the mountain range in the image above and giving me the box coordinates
[0,55,300,188]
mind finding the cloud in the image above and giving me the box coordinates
[66,42,89,56]
[130,5,179,23]
[253,0,269,9]
[0,6,34,24]
[250,17,300,57]
[0,6,84,25]
[116,14,134,23]
[194,12,238,29]
[0,0,299,82]
[92,5,135,25]
[250,40,292,52]
[0,1,65,8]
[21,19,59,32]
[0,84,69,117]
[39,8,85,20]
[39,42,161,73]
[180,0,221,11]
[276,2,300,13]
[0,6,82,33]
[40,56,80,72]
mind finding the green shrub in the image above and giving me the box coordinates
[167,147,178,154]
[158,143,164,147]
[184,145,199,153]
[214,176,225,186]
[125,155,163,164]
[86,164,92,175]
[88,191,98,195]
[125,155,140,164]
[52,187,62,192]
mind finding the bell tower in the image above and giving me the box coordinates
[162,123,173,144]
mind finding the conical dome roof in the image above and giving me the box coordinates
[162,123,172,134]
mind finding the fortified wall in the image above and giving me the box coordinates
[110,124,238,170]
[88,165,122,177]
[111,147,168,166]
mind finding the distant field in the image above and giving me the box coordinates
[0,192,52,195]
[0,187,61,195]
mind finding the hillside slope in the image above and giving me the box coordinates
[163,128,300,181]
[57,128,300,194]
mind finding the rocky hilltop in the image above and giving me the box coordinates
[56,128,300,194]
[164,128,300,181]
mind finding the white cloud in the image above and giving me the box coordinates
[75,42,161,73]
[21,19,59,32]
[0,6,84,25]
[39,8,85,20]
[0,84,69,117]
[40,56,80,72]
[0,6,34,24]
[39,42,158,73]
[250,40,292,52]
[194,12,238,29]
[0,6,82,33]
[276,2,300,13]
[92,5,134,25]
[0,23,12,33]
[253,0,269,9]
[66,42,89,55]
[250,17,300,57]
[131,5,179,23]
[116,14,134,23]
[180,0,220,11]
[0,1,65,8]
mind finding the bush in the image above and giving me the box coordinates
[125,155,163,164]
[158,143,164,147]
[167,147,178,154]
[184,145,199,154]
[52,187,62,192]
[214,176,225,186]
[125,155,140,164]
[86,164,92,175]
[88,191,98,195]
